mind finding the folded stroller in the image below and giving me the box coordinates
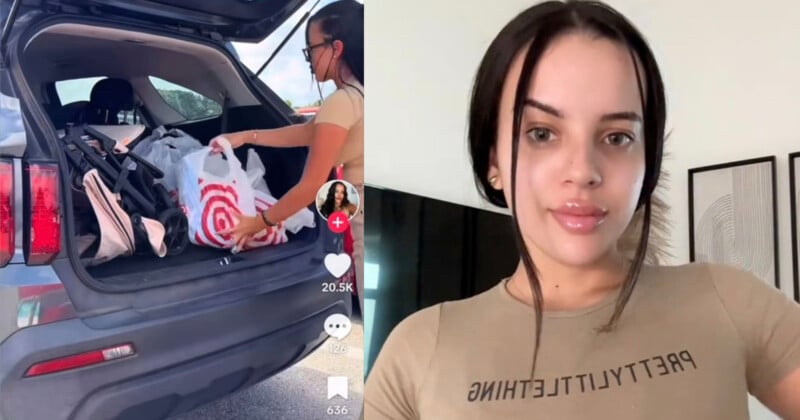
[60,124,189,263]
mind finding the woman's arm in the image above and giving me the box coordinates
[756,370,800,420]
[251,120,315,147]
[707,264,800,419]
[225,120,315,148]
[262,122,348,223]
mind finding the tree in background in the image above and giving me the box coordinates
[157,89,221,121]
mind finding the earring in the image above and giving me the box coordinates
[489,176,499,189]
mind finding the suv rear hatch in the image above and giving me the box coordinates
[0,0,342,316]
[55,0,307,42]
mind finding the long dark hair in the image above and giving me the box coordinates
[320,181,351,218]
[468,0,666,379]
[307,0,364,90]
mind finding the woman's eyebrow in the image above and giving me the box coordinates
[524,98,642,123]
[524,98,563,117]
[600,111,642,123]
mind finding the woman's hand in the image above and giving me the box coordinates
[219,209,269,252]
[210,132,250,153]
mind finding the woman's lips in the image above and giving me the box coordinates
[550,202,607,234]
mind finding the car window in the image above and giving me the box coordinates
[231,0,363,116]
[55,77,138,124]
[150,77,222,122]
[55,77,105,104]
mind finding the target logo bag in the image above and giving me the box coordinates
[176,137,287,250]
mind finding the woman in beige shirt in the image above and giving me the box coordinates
[212,0,365,309]
[364,1,800,419]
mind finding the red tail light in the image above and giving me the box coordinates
[24,343,135,377]
[0,160,14,267]
[25,162,61,265]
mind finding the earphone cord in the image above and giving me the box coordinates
[316,80,324,103]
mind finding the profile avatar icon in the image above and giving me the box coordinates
[316,180,360,221]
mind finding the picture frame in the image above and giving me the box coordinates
[790,152,800,301]
[688,156,779,289]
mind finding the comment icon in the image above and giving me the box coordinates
[324,314,352,341]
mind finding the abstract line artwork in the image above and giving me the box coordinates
[688,156,779,288]
[790,152,800,301]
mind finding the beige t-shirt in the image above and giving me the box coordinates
[314,81,364,186]
[364,263,800,419]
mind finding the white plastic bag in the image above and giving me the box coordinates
[246,148,272,196]
[244,149,316,234]
[132,126,203,200]
[177,137,287,250]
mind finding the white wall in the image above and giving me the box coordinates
[366,1,800,418]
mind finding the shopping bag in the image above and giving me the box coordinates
[245,148,272,196]
[245,149,315,234]
[132,126,203,201]
[177,137,286,250]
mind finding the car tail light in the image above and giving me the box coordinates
[24,343,136,377]
[0,160,14,267]
[25,162,61,265]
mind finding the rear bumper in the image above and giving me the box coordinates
[0,266,350,420]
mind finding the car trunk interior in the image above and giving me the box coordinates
[20,22,319,286]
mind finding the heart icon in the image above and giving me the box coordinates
[324,253,352,278]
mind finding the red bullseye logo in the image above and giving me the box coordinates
[327,211,350,234]
[189,181,289,250]
[198,183,240,248]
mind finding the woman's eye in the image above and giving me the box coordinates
[527,127,553,143]
[605,133,633,146]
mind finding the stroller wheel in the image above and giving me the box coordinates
[159,208,189,256]
[71,172,84,190]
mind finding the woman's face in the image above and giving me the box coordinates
[334,184,346,204]
[492,32,646,268]
[306,21,340,82]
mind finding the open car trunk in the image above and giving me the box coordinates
[58,0,307,42]
[20,20,322,289]
[86,228,320,286]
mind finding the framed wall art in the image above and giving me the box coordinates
[688,156,779,288]
[790,152,800,301]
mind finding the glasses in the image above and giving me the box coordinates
[302,40,332,63]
